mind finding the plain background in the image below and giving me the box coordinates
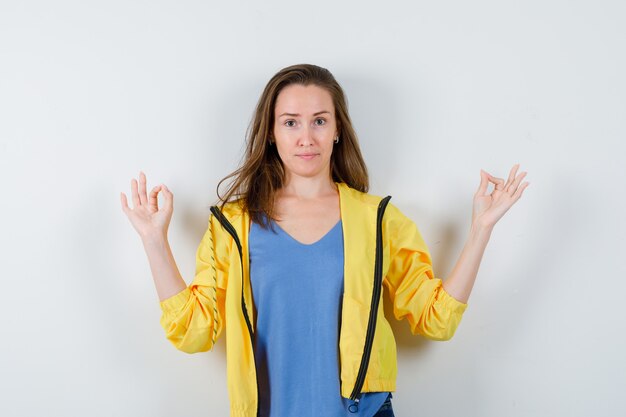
[1,1,624,416]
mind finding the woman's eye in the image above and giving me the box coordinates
[285,120,296,127]
[315,118,326,126]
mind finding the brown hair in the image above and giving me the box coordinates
[213,63,369,229]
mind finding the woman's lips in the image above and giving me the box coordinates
[297,154,318,160]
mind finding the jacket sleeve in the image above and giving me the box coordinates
[158,212,229,353]
[384,203,468,341]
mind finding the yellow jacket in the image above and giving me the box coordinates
[159,181,468,417]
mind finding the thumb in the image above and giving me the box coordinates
[161,184,173,208]
[476,169,489,196]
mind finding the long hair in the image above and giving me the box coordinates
[214,63,369,229]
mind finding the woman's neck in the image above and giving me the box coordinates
[279,174,337,200]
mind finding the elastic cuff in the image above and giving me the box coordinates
[439,286,468,314]
[159,286,191,313]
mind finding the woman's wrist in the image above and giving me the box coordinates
[141,230,169,246]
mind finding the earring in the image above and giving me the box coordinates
[334,136,339,143]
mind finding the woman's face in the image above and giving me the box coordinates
[272,84,338,183]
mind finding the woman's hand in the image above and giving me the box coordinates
[120,171,174,240]
[472,164,529,229]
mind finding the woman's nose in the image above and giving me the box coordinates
[298,125,315,146]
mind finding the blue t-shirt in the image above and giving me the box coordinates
[249,216,390,417]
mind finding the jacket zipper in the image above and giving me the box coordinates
[210,196,392,415]
[348,195,392,409]
[209,206,259,416]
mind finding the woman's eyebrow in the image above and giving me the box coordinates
[278,110,331,118]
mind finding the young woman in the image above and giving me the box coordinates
[121,64,529,417]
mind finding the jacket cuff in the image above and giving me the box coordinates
[159,287,191,313]
[439,286,468,315]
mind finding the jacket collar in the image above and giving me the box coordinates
[218,181,382,316]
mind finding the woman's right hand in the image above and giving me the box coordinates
[120,171,173,240]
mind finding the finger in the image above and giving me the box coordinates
[149,185,161,209]
[512,181,530,201]
[491,175,505,190]
[510,171,528,195]
[483,170,499,194]
[504,164,520,193]
[139,171,148,206]
[476,169,489,196]
[484,172,504,192]
[120,192,130,214]
[131,178,141,208]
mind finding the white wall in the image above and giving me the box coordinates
[1,1,624,416]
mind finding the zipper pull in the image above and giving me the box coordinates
[348,397,360,413]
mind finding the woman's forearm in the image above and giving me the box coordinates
[442,222,493,304]
[141,233,188,302]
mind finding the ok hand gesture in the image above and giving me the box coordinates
[120,171,174,240]
[472,164,530,229]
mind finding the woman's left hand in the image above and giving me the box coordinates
[472,164,530,229]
